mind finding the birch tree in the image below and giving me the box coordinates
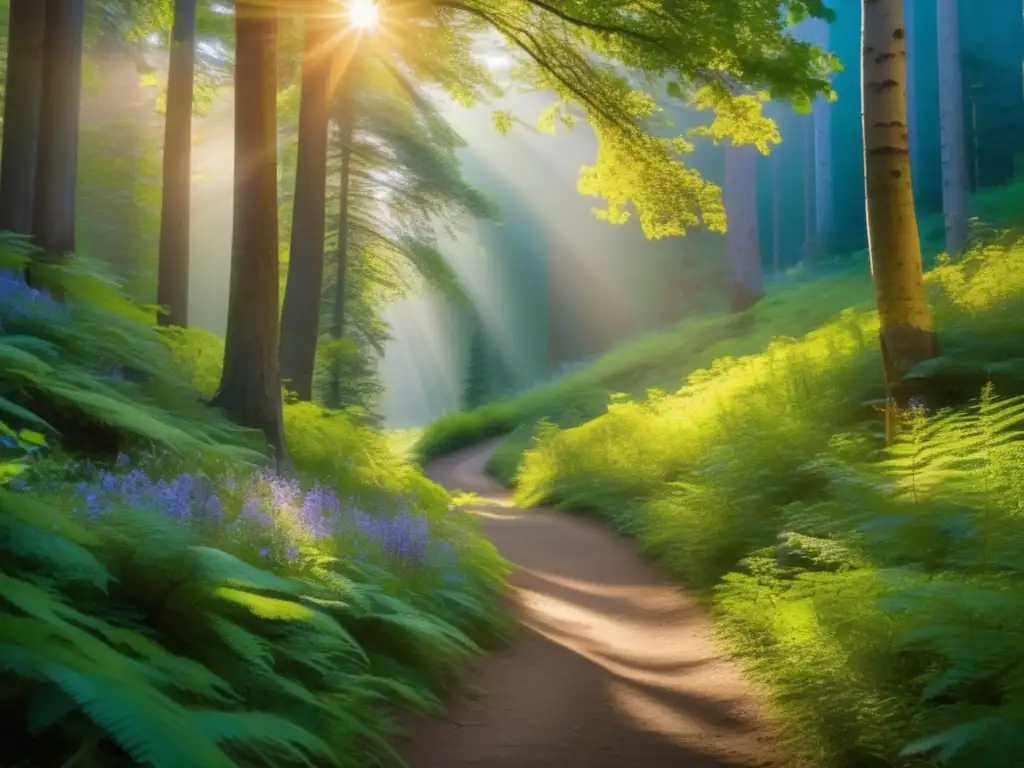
[861,0,938,437]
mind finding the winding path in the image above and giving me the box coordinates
[399,441,780,768]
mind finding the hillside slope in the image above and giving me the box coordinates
[414,182,1024,767]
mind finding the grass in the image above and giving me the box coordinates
[416,269,876,479]
[413,180,1024,767]
[506,238,1024,765]
[0,248,510,767]
[414,177,1024,485]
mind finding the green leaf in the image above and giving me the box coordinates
[17,429,47,447]
[900,719,997,762]
[491,110,514,136]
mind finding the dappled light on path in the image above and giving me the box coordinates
[399,442,778,767]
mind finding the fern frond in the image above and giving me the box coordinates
[190,710,339,766]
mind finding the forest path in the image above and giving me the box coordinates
[398,441,780,768]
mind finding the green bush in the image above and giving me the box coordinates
[0,257,510,767]
[416,269,875,476]
[507,238,1024,766]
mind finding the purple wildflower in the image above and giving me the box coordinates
[68,462,452,574]
[353,508,432,566]
[238,495,272,527]
[0,270,68,323]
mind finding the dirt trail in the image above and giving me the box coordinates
[399,441,779,768]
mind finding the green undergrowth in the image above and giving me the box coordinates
[510,238,1024,766]
[0,242,510,767]
[416,270,875,473]
[416,179,1024,483]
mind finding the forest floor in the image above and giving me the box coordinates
[398,440,780,768]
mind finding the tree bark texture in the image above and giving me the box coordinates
[157,0,198,327]
[0,0,46,235]
[32,0,87,257]
[861,0,939,423]
[724,142,762,312]
[279,15,333,400]
[211,4,287,462]
[903,0,920,184]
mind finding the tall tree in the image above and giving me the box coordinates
[279,8,335,399]
[936,0,968,257]
[325,104,356,409]
[157,0,198,327]
[801,115,817,264]
[461,308,488,410]
[311,58,495,408]
[904,0,919,182]
[809,17,833,249]
[861,0,938,436]
[771,151,780,274]
[0,1,46,235]
[215,0,830,442]
[724,142,762,311]
[210,1,287,461]
[32,0,88,258]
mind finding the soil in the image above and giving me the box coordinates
[398,440,780,768]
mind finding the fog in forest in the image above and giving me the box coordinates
[63,0,1024,431]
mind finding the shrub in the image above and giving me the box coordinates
[0,254,510,767]
[507,237,1024,766]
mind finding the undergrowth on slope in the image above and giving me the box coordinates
[0,244,509,767]
[415,270,874,470]
[417,179,1024,482]
[511,239,1024,767]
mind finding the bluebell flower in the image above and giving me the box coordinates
[67,460,452,575]
[0,270,68,323]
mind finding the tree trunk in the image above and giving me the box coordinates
[772,151,781,273]
[936,0,968,257]
[724,142,762,311]
[862,0,939,434]
[32,0,87,258]
[808,17,833,250]
[547,232,563,372]
[904,0,918,182]
[0,1,46,235]
[211,4,287,463]
[157,0,198,327]
[279,15,333,400]
[325,112,356,409]
[801,116,818,264]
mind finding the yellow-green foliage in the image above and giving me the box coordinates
[164,327,446,504]
[511,239,1024,766]
[416,270,874,467]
